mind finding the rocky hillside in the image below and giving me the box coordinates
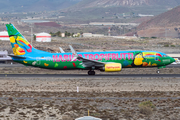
[136,5,180,38]
[138,6,180,29]
[73,0,180,9]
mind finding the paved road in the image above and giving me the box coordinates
[0,74,180,78]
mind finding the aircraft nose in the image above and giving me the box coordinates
[170,57,175,63]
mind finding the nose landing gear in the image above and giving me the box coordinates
[156,70,160,74]
[88,70,95,75]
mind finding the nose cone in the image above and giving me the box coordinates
[170,57,175,63]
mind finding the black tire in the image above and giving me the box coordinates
[88,71,91,75]
[92,71,95,75]
[88,71,95,75]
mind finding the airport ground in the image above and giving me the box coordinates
[0,66,180,119]
[0,38,180,119]
[0,77,180,119]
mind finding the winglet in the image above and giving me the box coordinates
[69,45,78,61]
[59,47,65,53]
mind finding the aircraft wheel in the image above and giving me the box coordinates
[88,71,95,75]
[92,71,95,75]
[88,71,91,75]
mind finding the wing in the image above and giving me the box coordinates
[69,45,105,68]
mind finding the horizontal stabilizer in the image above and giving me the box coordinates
[8,54,26,59]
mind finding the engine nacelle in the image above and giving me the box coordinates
[100,63,122,72]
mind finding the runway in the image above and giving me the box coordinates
[0,74,180,78]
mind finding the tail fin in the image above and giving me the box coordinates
[6,23,33,56]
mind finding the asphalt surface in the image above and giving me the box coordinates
[0,74,180,78]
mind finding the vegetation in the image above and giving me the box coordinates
[50,31,62,37]
[138,101,156,116]
[164,44,169,47]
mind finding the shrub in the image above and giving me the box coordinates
[164,44,169,47]
[138,101,156,116]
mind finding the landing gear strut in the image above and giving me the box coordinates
[88,70,95,75]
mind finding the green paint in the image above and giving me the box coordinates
[54,63,58,68]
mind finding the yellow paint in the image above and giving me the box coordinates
[134,54,144,66]
[23,61,27,64]
[16,47,25,55]
[12,47,17,55]
[143,52,155,56]
[9,36,15,43]
[147,62,151,66]
[17,36,29,44]
[44,63,49,67]
[152,63,157,66]
[105,63,122,72]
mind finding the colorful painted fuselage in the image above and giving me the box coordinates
[6,23,175,71]
[13,50,174,70]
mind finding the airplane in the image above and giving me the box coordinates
[6,23,175,75]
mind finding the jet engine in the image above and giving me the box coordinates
[100,63,122,72]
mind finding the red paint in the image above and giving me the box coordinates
[18,49,25,53]
[89,54,94,60]
[84,54,88,58]
[27,49,32,52]
[19,40,26,44]
[64,55,69,61]
[108,53,111,60]
[117,53,122,60]
[69,55,71,61]
[28,44,32,49]
[72,63,76,67]
[63,66,67,69]
[0,36,9,37]
[94,54,99,61]
[100,54,104,60]
[156,53,162,57]
[112,53,116,60]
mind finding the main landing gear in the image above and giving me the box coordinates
[88,70,95,75]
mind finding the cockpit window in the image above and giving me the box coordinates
[163,55,168,57]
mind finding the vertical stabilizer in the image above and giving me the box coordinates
[6,23,34,56]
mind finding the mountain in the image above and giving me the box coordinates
[136,5,180,38]
[0,0,82,12]
[58,0,180,24]
[72,0,180,9]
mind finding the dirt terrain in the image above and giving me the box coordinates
[0,77,180,119]
[0,37,180,119]
[1,37,180,54]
